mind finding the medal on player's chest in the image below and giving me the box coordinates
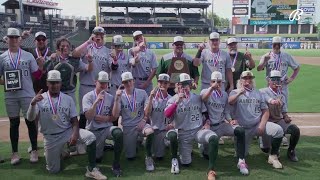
[211,50,220,71]
[94,90,104,115]
[272,52,282,71]
[47,92,61,121]
[231,52,238,73]
[36,48,49,59]
[125,89,137,117]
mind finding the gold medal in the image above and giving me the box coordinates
[231,67,235,72]
[52,114,59,121]
[131,111,137,117]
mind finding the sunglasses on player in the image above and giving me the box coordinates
[36,38,46,42]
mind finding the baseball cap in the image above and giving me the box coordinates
[209,32,220,40]
[227,37,237,45]
[270,70,281,78]
[158,74,170,82]
[35,31,47,39]
[173,36,184,43]
[47,70,62,81]
[240,71,255,79]
[92,27,105,34]
[133,31,143,37]
[272,36,282,44]
[179,73,191,83]
[211,71,223,81]
[121,72,134,82]
[96,71,109,82]
[7,28,20,37]
[113,35,125,45]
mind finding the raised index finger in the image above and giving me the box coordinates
[37,89,43,95]
[29,27,33,33]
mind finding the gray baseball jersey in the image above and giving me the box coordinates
[129,48,158,78]
[120,88,148,127]
[107,52,131,86]
[199,49,232,85]
[0,49,38,99]
[33,92,78,135]
[166,93,203,131]
[260,87,287,116]
[82,90,114,130]
[146,94,172,130]
[200,89,231,124]
[79,45,110,85]
[230,89,268,128]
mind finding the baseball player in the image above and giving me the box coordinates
[164,73,219,180]
[108,35,132,96]
[201,71,248,175]
[129,31,158,95]
[193,32,234,93]
[226,37,255,89]
[229,71,284,169]
[72,27,110,129]
[259,70,299,162]
[144,73,179,174]
[0,28,44,165]
[156,36,199,96]
[112,72,155,171]
[82,71,124,177]
[26,70,107,179]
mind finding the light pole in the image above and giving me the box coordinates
[19,0,24,26]
[211,0,214,31]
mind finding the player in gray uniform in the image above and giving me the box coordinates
[112,72,155,171]
[259,70,300,162]
[229,71,284,169]
[193,32,234,92]
[201,71,248,175]
[107,35,132,96]
[129,31,158,95]
[72,27,110,129]
[82,71,124,177]
[0,28,44,165]
[26,70,107,179]
[144,73,179,174]
[165,73,219,180]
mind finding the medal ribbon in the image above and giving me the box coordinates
[272,52,281,70]
[125,89,136,112]
[59,55,68,61]
[93,42,103,49]
[211,50,220,67]
[8,48,21,69]
[244,86,253,92]
[35,48,49,58]
[172,52,184,58]
[232,52,238,68]
[47,92,61,115]
[268,87,281,97]
[94,90,104,115]
[117,52,125,60]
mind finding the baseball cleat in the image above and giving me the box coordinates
[237,159,249,175]
[111,163,122,177]
[282,137,289,146]
[268,155,283,169]
[11,153,20,165]
[30,150,39,163]
[287,150,298,162]
[207,170,216,180]
[145,156,155,171]
[171,158,180,174]
[85,167,107,180]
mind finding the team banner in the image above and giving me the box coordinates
[250,0,298,25]
[232,7,249,15]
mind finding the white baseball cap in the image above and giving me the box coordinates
[158,74,170,82]
[240,71,255,79]
[179,73,191,83]
[227,37,237,45]
[121,72,134,82]
[96,71,109,82]
[47,70,62,81]
[133,30,143,37]
[270,70,281,78]
[113,35,125,45]
[272,36,282,44]
[209,32,220,40]
[35,31,47,39]
[173,36,184,43]
[211,71,223,81]
[7,28,20,37]
[92,26,105,34]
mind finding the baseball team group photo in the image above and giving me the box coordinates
[0,0,319,180]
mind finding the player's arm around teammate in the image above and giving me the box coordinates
[112,72,155,171]
[228,71,284,169]
[26,70,107,180]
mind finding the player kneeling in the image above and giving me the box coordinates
[229,71,284,169]
[259,70,299,162]
[201,71,248,175]
[27,70,107,179]
[112,72,155,171]
[82,71,124,177]
[145,74,179,174]
[165,73,219,180]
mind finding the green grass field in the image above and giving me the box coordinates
[0,137,319,180]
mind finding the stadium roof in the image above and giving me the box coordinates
[2,0,61,10]
[99,0,210,9]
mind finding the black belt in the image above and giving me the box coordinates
[44,131,65,136]
[81,84,95,87]
[110,84,119,88]
[211,121,224,127]
[134,77,148,81]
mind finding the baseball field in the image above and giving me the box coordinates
[0,48,319,179]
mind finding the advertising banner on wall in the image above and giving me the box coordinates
[232,7,249,15]
[232,17,249,25]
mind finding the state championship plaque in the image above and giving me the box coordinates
[167,57,190,83]
[4,69,22,91]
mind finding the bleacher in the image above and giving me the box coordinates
[184,20,208,26]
